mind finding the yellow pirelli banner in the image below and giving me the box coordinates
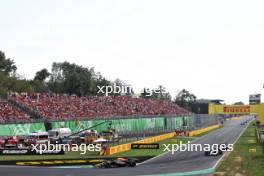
[209,104,251,114]
[208,103,264,125]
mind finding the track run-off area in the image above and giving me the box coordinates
[0,116,252,176]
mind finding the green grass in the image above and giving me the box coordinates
[216,122,264,176]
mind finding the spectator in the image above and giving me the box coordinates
[0,101,31,123]
[9,93,190,121]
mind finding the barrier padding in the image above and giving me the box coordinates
[106,125,220,155]
[106,132,175,155]
[188,125,220,137]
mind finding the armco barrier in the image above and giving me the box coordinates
[106,132,176,155]
[188,125,220,137]
[106,124,221,156]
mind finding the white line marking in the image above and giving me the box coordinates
[138,127,220,166]
[212,117,253,169]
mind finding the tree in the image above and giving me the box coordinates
[30,80,48,93]
[174,89,196,110]
[34,69,50,82]
[151,85,171,101]
[0,51,17,76]
[140,86,171,101]
[48,62,112,96]
[140,88,152,98]
[113,78,133,96]
[162,92,172,101]
[0,51,133,98]
[0,51,33,97]
[95,74,112,96]
[233,102,244,105]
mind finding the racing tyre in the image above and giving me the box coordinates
[128,160,136,167]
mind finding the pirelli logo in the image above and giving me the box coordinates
[131,143,159,149]
[223,106,250,113]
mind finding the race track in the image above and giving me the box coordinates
[0,116,251,176]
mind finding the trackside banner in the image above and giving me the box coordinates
[0,116,192,136]
[223,106,250,113]
[0,148,65,155]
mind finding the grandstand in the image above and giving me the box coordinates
[0,92,191,123]
[0,101,31,123]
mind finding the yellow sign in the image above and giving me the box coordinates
[209,103,264,125]
[249,148,257,153]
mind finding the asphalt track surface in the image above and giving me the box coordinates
[0,116,251,176]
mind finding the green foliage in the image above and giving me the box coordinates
[34,69,50,82]
[140,88,152,98]
[0,51,17,76]
[0,49,189,108]
[48,62,112,96]
[233,101,245,105]
[0,51,48,97]
[30,80,48,93]
[0,73,33,97]
[140,85,171,101]
[151,85,171,101]
[0,50,115,97]
[174,89,196,110]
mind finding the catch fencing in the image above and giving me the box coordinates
[0,114,219,137]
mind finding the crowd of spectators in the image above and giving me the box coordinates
[8,92,190,121]
[0,101,31,123]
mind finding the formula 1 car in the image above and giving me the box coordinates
[4,136,20,148]
[0,138,4,148]
[205,148,223,156]
[95,158,137,168]
[240,121,247,126]
[204,144,229,156]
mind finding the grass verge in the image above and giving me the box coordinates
[215,122,264,176]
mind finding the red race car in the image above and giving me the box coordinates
[4,136,19,148]
[0,138,5,148]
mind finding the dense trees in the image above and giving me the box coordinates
[233,102,244,105]
[0,51,31,97]
[174,89,196,111]
[0,50,196,108]
[34,69,50,82]
[0,74,33,97]
[0,51,113,97]
[48,62,112,96]
[0,51,17,76]
[140,85,172,101]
